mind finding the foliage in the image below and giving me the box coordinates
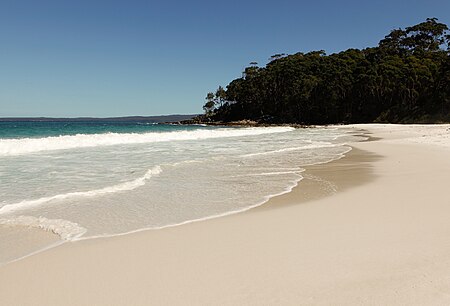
[204,19,450,124]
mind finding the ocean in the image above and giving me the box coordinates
[0,120,362,264]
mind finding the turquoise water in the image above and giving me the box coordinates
[0,121,361,264]
[0,120,209,139]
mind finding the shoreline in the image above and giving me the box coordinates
[0,128,359,266]
[0,125,360,267]
[1,124,450,305]
[258,145,380,212]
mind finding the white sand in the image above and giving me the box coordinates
[0,124,449,305]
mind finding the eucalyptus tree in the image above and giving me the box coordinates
[207,19,450,124]
[203,92,216,115]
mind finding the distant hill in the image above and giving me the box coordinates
[0,114,198,123]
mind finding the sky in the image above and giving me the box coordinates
[0,0,449,117]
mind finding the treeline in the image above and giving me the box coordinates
[203,18,450,124]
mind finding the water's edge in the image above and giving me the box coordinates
[1,143,363,267]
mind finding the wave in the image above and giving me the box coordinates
[0,215,86,240]
[0,126,295,156]
[240,142,337,157]
[0,166,162,215]
[76,173,305,241]
[230,170,305,178]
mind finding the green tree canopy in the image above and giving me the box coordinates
[205,19,450,124]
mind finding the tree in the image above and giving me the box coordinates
[215,86,226,108]
[403,18,449,53]
[207,19,450,124]
[203,92,215,115]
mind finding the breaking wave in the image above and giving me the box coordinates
[0,126,295,156]
[0,166,162,215]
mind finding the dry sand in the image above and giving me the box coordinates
[1,124,450,305]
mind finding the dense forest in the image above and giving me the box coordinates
[202,18,450,124]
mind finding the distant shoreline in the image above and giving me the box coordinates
[0,114,198,123]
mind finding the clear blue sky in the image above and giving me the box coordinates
[0,0,449,117]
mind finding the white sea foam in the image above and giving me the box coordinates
[230,170,305,177]
[0,215,86,240]
[241,142,336,157]
[0,166,162,215]
[0,126,295,156]
[0,125,362,266]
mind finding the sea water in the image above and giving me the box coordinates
[0,120,362,264]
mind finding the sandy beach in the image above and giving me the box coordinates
[1,124,450,305]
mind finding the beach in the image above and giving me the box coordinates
[1,124,450,305]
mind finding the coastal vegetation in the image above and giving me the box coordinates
[202,18,450,124]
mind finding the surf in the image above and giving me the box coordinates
[0,126,295,156]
